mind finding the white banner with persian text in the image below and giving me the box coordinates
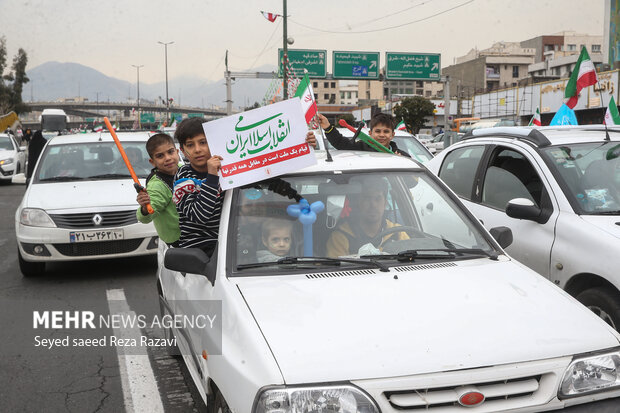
[203,98,316,190]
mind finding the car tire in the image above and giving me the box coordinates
[576,287,620,331]
[18,249,45,277]
[210,389,231,413]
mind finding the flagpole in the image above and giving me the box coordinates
[282,0,288,99]
[315,115,333,162]
[597,79,611,141]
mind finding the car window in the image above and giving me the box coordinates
[541,143,620,214]
[438,145,485,200]
[482,148,542,209]
[0,136,14,150]
[231,171,495,273]
[35,142,151,182]
[392,137,433,162]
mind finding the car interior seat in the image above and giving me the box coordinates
[499,157,543,205]
[483,166,534,210]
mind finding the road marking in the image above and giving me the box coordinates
[107,288,164,413]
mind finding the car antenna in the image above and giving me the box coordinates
[315,116,333,162]
[598,79,611,141]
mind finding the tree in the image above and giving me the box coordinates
[244,101,260,111]
[393,96,435,134]
[337,113,355,126]
[0,37,30,115]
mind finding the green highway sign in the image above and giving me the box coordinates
[278,49,327,78]
[188,113,204,118]
[385,52,441,80]
[332,51,380,80]
[140,113,155,123]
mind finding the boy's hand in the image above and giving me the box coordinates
[137,191,151,215]
[317,113,330,129]
[305,131,317,148]
[207,155,223,175]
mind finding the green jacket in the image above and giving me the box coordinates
[136,172,180,244]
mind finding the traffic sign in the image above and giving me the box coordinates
[385,52,441,80]
[332,51,380,80]
[279,49,327,78]
[140,113,155,123]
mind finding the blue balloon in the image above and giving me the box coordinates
[287,198,325,257]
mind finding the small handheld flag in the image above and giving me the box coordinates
[528,107,541,126]
[261,11,279,22]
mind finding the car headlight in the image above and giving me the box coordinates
[559,350,620,399]
[20,208,56,228]
[0,158,14,165]
[253,384,380,413]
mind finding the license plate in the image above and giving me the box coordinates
[69,229,124,243]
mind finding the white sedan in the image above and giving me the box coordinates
[0,133,27,181]
[15,132,158,276]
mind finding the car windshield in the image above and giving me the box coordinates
[0,136,14,150]
[392,136,433,162]
[540,142,620,214]
[231,171,496,273]
[35,141,151,182]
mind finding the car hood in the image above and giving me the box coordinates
[25,180,139,211]
[0,149,16,161]
[580,215,620,238]
[238,259,619,384]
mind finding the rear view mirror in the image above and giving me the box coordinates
[164,248,214,285]
[489,226,513,249]
[505,198,541,222]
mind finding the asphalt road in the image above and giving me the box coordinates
[0,183,202,413]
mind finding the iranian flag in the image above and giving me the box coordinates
[93,124,103,132]
[564,47,598,109]
[528,107,542,126]
[261,11,279,22]
[294,73,318,124]
[604,96,620,125]
[396,120,407,131]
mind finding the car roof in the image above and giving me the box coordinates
[461,125,620,147]
[46,131,152,146]
[296,150,424,173]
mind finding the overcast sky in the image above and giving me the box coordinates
[1,0,606,84]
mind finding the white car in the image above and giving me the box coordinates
[426,125,620,330]
[15,132,158,276]
[0,133,27,181]
[159,150,620,412]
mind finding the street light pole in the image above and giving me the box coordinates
[282,0,288,99]
[158,41,174,122]
[132,64,144,128]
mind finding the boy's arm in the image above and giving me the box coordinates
[173,174,221,224]
[325,127,367,151]
[136,190,155,223]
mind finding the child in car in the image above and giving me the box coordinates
[256,219,293,262]
[136,133,181,246]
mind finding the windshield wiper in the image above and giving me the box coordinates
[362,248,499,262]
[39,176,85,182]
[87,173,133,179]
[237,256,390,272]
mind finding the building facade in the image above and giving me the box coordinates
[311,80,339,104]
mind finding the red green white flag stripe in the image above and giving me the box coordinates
[396,120,407,131]
[604,96,620,125]
[528,107,541,126]
[564,47,598,109]
[261,11,279,22]
[294,73,318,124]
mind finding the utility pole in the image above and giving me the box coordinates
[225,50,232,115]
[132,64,143,128]
[158,41,174,121]
[282,0,288,99]
[443,75,451,135]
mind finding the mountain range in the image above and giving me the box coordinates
[25,61,279,110]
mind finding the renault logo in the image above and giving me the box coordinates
[92,214,103,226]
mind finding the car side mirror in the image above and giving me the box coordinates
[11,172,26,184]
[19,146,27,152]
[505,198,542,222]
[489,226,513,249]
[164,248,215,285]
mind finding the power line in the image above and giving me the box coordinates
[290,0,475,34]
[354,0,435,27]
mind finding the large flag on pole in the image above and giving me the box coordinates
[528,107,541,126]
[564,47,598,109]
[396,120,407,131]
[294,72,318,124]
[604,96,620,125]
[261,11,279,22]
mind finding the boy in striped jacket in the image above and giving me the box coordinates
[172,118,224,255]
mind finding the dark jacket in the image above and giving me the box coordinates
[324,127,410,157]
[26,130,47,178]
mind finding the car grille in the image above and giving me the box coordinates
[49,210,137,229]
[53,239,143,256]
[384,375,542,411]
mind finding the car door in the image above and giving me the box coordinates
[464,144,558,277]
